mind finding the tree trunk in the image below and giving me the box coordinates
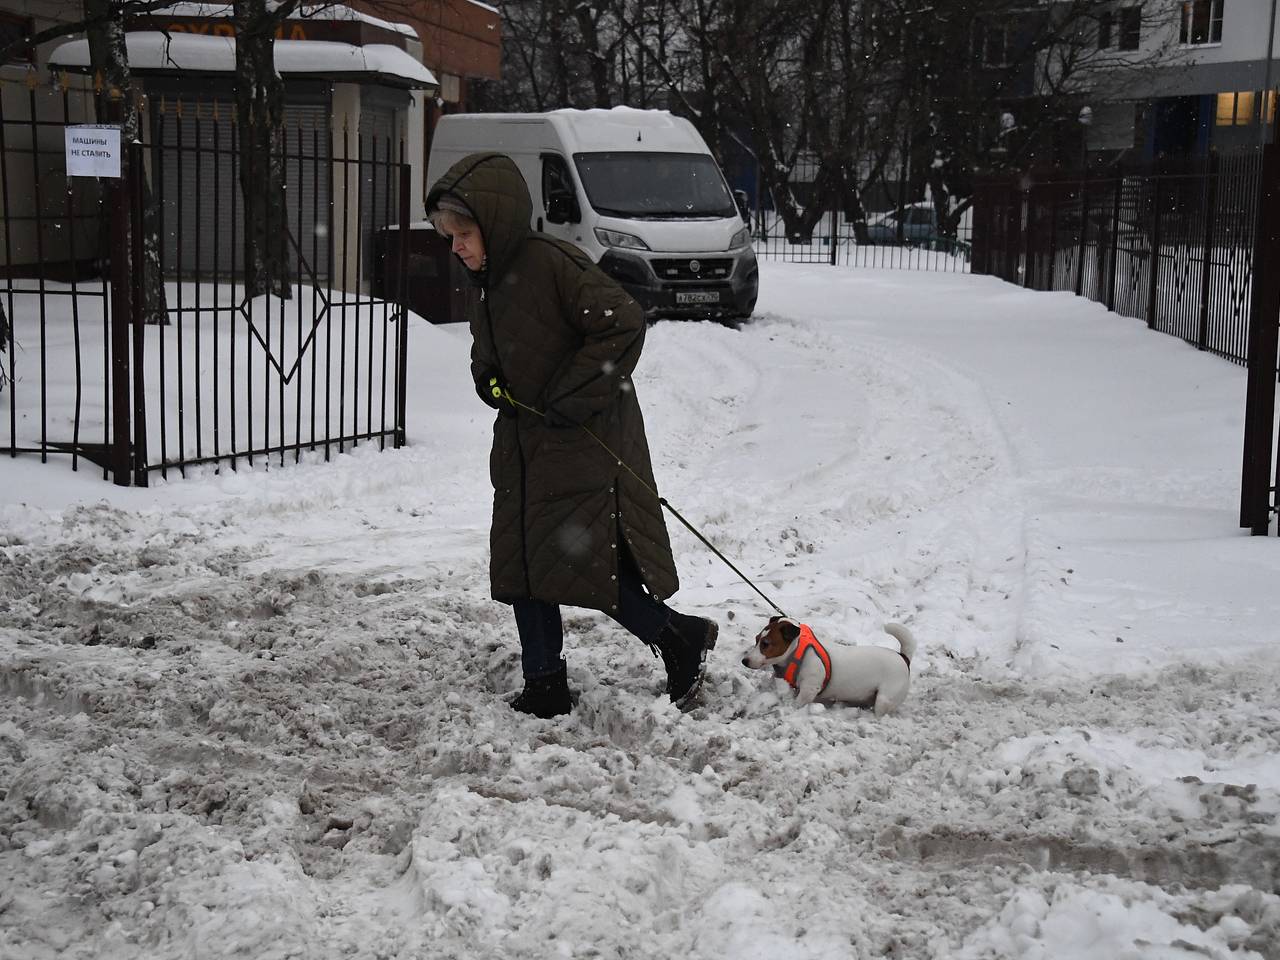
[0,299,8,392]
[85,0,168,325]
[233,0,291,300]
[573,4,613,108]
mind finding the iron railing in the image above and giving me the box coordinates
[752,203,974,272]
[974,154,1261,365]
[972,151,1279,535]
[1,79,412,486]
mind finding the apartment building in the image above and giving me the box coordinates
[1090,0,1280,160]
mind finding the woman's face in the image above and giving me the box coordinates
[442,213,485,271]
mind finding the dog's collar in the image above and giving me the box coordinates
[773,624,832,695]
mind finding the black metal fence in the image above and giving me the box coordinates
[751,203,974,272]
[972,153,1261,364]
[1,79,411,486]
[972,150,1280,535]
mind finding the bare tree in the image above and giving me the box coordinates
[232,0,301,299]
[879,0,1181,243]
[232,0,417,298]
[489,0,1184,243]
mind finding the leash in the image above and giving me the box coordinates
[489,380,789,618]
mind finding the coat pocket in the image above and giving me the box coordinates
[525,425,612,504]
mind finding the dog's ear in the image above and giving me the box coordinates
[767,615,781,624]
[779,620,801,644]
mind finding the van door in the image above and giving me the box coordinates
[539,152,584,246]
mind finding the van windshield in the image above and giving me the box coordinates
[573,152,736,219]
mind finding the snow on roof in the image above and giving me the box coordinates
[295,4,418,38]
[150,3,419,39]
[464,0,500,14]
[49,31,437,88]
[549,107,707,153]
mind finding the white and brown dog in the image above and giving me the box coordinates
[741,616,916,715]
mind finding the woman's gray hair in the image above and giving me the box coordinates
[429,196,477,234]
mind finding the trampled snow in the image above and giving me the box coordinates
[1,262,1278,958]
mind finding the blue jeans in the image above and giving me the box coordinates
[513,543,673,678]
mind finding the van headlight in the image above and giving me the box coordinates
[728,226,750,250]
[594,227,650,250]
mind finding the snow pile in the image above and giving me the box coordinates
[2,264,1279,958]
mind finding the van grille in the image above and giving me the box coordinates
[651,258,733,281]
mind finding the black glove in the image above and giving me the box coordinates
[543,405,578,429]
[475,368,516,417]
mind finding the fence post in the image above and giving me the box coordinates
[971,183,988,274]
[128,141,149,487]
[106,94,134,486]
[998,184,1018,281]
[828,203,838,266]
[1107,176,1121,311]
[1197,153,1219,351]
[1240,143,1280,534]
[1075,176,1088,296]
[395,161,410,448]
[1146,177,1163,329]
[1046,185,1059,290]
[1020,184,1035,288]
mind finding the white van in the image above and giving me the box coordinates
[425,107,758,321]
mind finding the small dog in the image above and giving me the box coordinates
[741,616,916,715]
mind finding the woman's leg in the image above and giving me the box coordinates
[512,599,565,678]
[608,538,717,705]
[510,600,573,718]
[609,541,674,644]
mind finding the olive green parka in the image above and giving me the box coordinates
[426,153,678,614]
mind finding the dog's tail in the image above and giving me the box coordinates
[883,623,916,669]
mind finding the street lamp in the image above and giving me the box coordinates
[1078,105,1093,173]
[993,111,1017,154]
[1261,0,1278,145]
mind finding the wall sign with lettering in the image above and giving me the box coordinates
[65,124,122,178]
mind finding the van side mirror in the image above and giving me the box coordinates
[733,189,750,223]
[546,190,579,225]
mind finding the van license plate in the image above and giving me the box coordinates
[676,291,720,304]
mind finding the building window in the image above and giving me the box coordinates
[1181,0,1224,45]
[1,12,35,65]
[1119,7,1142,50]
[1100,7,1141,51]
[978,22,1010,66]
[1215,91,1276,126]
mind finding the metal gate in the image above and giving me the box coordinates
[0,77,112,477]
[2,81,412,487]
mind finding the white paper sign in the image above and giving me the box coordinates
[65,125,121,178]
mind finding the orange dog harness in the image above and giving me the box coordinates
[773,624,832,695]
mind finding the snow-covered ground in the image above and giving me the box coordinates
[2,262,1279,959]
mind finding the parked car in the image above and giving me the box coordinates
[861,202,970,256]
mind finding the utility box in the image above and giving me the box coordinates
[377,222,468,324]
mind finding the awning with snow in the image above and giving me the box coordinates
[47,3,437,91]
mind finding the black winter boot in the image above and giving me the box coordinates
[512,661,574,719]
[651,613,718,707]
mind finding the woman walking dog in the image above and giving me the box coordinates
[426,152,717,719]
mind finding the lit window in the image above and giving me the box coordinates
[1213,91,1276,126]
[1236,91,1256,125]
[1215,92,1237,126]
[1181,0,1224,45]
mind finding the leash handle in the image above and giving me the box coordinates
[505,396,788,618]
